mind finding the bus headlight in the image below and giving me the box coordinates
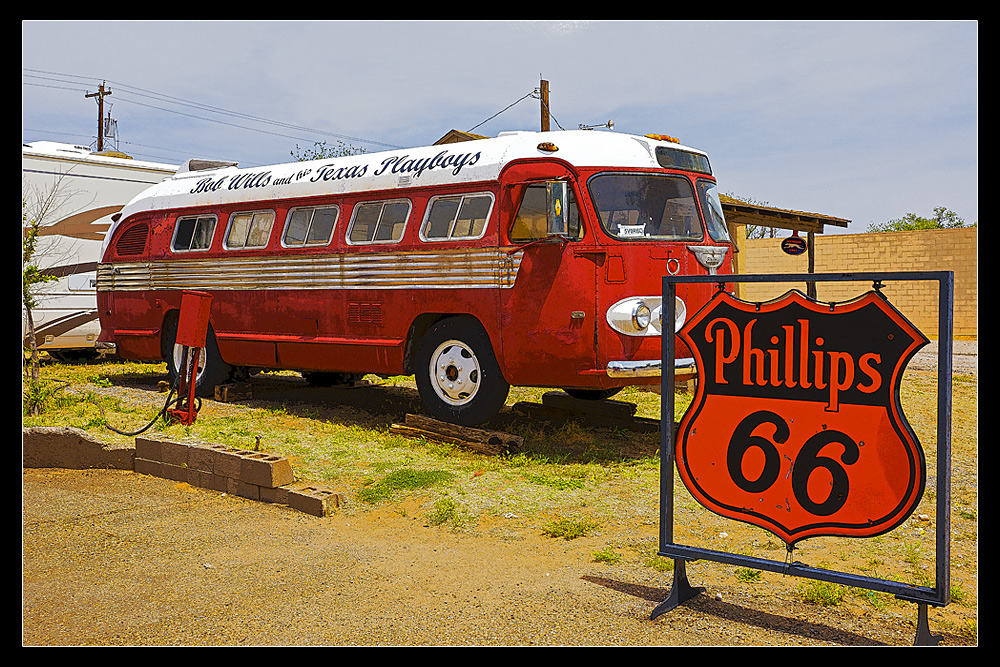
[632,302,651,330]
[607,296,686,336]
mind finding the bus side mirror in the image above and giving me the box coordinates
[546,181,568,236]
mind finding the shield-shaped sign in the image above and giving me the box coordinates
[675,288,928,548]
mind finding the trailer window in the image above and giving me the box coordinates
[172,215,217,252]
[421,193,493,241]
[589,173,702,241]
[347,200,411,244]
[283,205,339,247]
[225,210,275,249]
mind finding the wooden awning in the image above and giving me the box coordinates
[720,195,850,234]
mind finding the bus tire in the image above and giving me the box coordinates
[415,317,509,426]
[562,387,624,401]
[163,319,232,398]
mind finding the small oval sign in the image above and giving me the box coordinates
[781,236,808,255]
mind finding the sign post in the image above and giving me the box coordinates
[654,272,953,646]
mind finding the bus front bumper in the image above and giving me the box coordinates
[606,358,697,379]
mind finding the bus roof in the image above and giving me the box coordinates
[114,129,712,221]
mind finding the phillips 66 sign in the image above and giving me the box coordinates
[675,289,928,548]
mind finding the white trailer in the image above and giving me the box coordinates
[22,141,178,359]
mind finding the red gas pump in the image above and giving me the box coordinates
[167,290,213,425]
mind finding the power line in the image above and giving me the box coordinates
[23,69,560,161]
[467,91,536,133]
[23,68,403,152]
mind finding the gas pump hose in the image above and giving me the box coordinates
[93,375,202,437]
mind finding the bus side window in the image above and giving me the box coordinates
[225,210,275,250]
[509,184,581,243]
[172,215,217,252]
[421,193,494,241]
[348,200,411,244]
[283,206,339,247]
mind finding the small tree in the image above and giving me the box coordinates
[291,140,366,162]
[23,197,58,411]
[867,207,976,233]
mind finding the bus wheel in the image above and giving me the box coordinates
[416,318,509,426]
[562,387,624,401]
[164,320,232,398]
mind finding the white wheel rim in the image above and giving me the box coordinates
[173,344,206,385]
[429,339,481,406]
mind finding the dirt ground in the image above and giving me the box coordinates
[22,341,977,647]
[20,466,966,647]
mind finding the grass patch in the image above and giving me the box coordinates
[425,495,469,530]
[796,580,847,607]
[542,517,597,540]
[523,472,586,490]
[356,468,455,504]
[592,546,622,564]
[734,567,762,584]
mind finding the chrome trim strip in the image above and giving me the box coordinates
[606,358,696,378]
[97,248,523,292]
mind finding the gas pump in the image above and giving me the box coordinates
[167,290,213,425]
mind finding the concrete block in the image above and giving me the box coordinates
[260,485,291,504]
[133,458,162,477]
[160,461,190,483]
[158,440,190,467]
[23,427,133,470]
[287,486,342,517]
[208,473,230,493]
[134,436,162,462]
[235,481,260,501]
[187,444,218,474]
[240,452,294,488]
[187,468,214,489]
[212,447,245,479]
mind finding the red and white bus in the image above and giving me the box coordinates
[97,129,734,425]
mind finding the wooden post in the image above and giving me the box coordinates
[86,82,112,151]
[540,79,550,132]
[807,231,817,299]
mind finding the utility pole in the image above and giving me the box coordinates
[86,82,112,151]
[539,79,550,132]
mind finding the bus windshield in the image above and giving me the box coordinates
[697,179,732,243]
[589,173,703,241]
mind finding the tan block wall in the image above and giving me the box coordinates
[735,227,978,339]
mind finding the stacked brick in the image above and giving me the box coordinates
[134,435,343,516]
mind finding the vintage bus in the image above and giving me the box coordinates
[97,129,734,425]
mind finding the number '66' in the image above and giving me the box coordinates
[727,410,860,517]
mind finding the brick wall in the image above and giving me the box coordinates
[734,227,977,339]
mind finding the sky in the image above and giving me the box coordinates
[22,20,978,234]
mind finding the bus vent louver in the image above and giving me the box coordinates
[115,223,149,257]
[348,302,383,326]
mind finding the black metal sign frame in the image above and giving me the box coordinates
[655,271,954,645]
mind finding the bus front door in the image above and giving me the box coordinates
[498,178,605,392]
